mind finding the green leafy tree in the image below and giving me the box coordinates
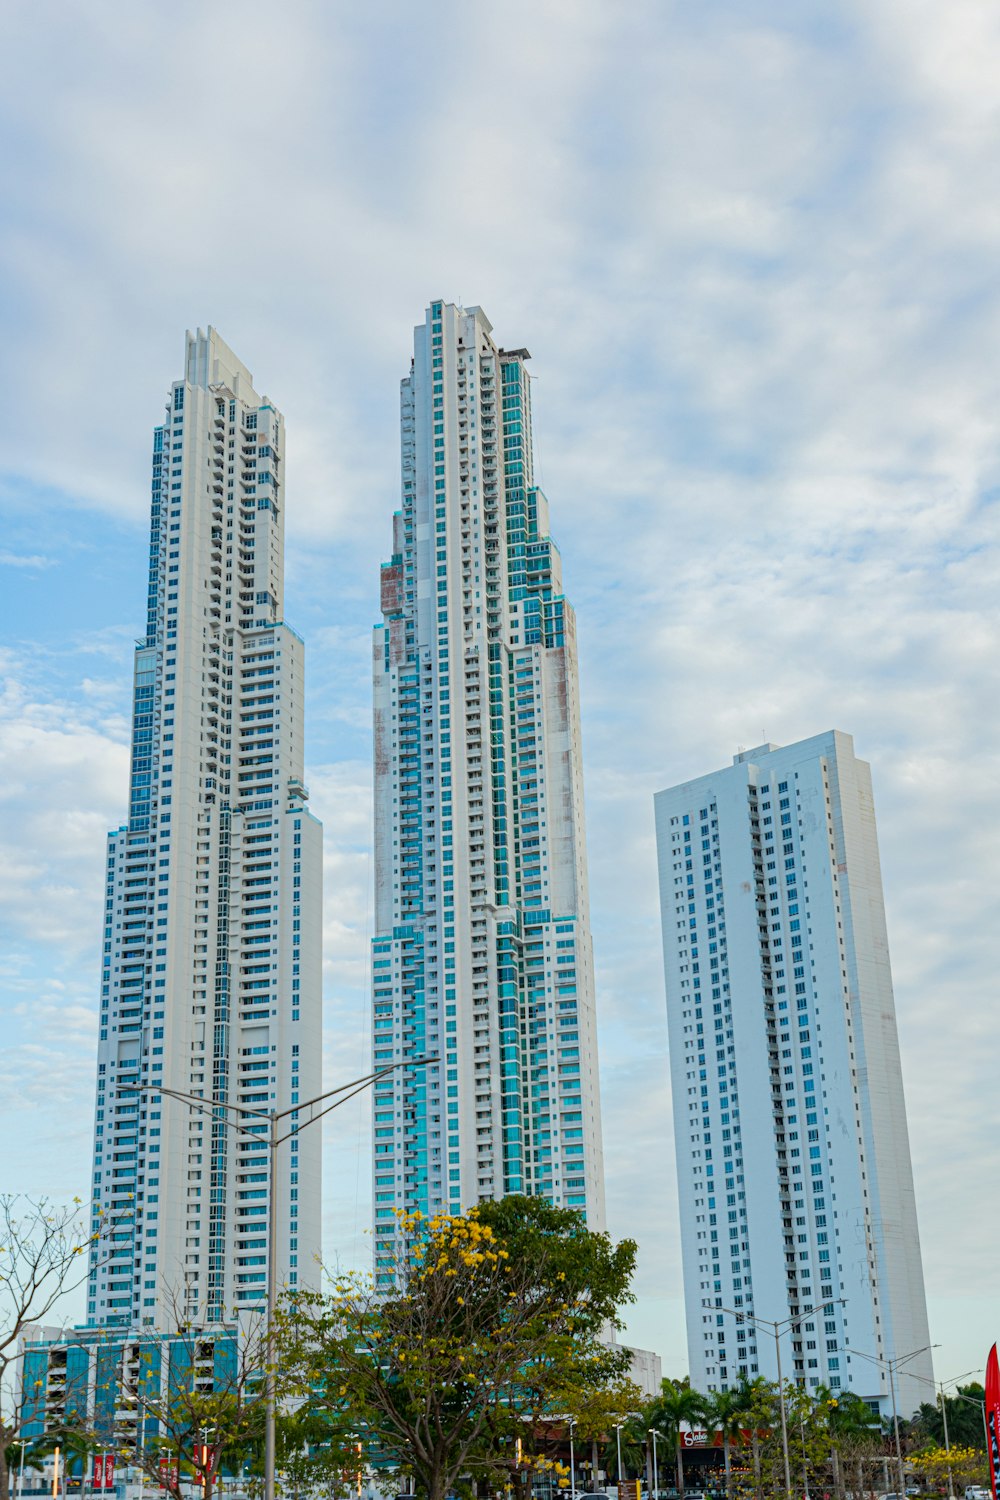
[603,1412,647,1482]
[277,1199,638,1500]
[785,1384,839,1498]
[647,1379,708,1500]
[472,1194,640,1496]
[471,1197,636,1335]
[913,1386,987,1453]
[703,1383,753,1498]
[729,1376,777,1500]
[562,1385,639,1494]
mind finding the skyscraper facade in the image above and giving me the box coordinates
[87,329,322,1331]
[654,731,932,1416]
[371,300,605,1270]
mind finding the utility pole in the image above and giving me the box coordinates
[845,1342,937,1498]
[120,1054,437,1500]
[939,1384,954,1500]
[720,1297,846,1500]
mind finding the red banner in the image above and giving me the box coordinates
[987,1344,1000,1500]
[92,1456,114,1491]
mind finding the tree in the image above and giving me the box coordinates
[471,1197,636,1336]
[703,1384,751,1498]
[277,1199,639,1500]
[647,1379,708,1500]
[106,1319,281,1500]
[824,1390,883,1500]
[564,1385,642,1495]
[914,1386,987,1453]
[910,1444,988,1492]
[0,1195,130,1500]
[733,1376,778,1500]
[472,1196,639,1497]
[603,1412,647,1482]
[784,1384,841,1499]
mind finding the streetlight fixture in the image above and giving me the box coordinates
[932,1374,989,1500]
[568,1418,576,1499]
[719,1298,846,1500]
[855,1360,986,1500]
[120,1387,153,1500]
[647,1428,658,1500]
[14,1439,28,1500]
[614,1423,624,1486]
[939,1382,955,1500]
[844,1342,938,1497]
[120,1054,438,1500]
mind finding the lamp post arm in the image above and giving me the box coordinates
[120,1058,438,1146]
[115,1085,269,1142]
[273,1070,428,1148]
[271,1056,438,1125]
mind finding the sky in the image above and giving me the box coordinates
[1,0,998,1403]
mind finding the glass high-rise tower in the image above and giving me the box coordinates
[371,300,605,1271]
[87,328,322,1330]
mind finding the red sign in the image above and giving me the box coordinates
[92,1456,114,1491]
[158,1459,178,1491]
[680,1427,760,1449]
[986,1344,1000,1500]
[682,1429,722,1448]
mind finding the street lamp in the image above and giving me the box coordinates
[719,1298,846,1500]
[568,1418,576,1499]
[858,1361,985,1500]
[647,1428,658,1500]
[120,1387,153,1500]
[614,1423,624,1487]
[939,1382,955,1500]
[845,1343,938,1497]
[933,1375,989,1500]
[120,1054,437,1500]
[14,1439,28,1500]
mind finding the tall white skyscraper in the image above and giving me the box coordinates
[87,329,322,1330]
[371,300,605,1273]
[655,731,932,1416]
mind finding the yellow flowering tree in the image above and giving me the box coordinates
[910,1444,988,1491]
[277,1197,637,1500]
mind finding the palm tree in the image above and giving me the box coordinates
[25,1426,92,1492]
[704,1385,751,1499]
[605,1416,647,1482]
[648,1379,708,1500]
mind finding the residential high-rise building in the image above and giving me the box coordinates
[654,731,932,1416]
[371,300,605,1268]
[87,328,322,1330]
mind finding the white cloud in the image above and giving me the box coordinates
[0,0,998,1386]
[0,550,56,569]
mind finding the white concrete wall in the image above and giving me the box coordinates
[655,732,932,1412]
